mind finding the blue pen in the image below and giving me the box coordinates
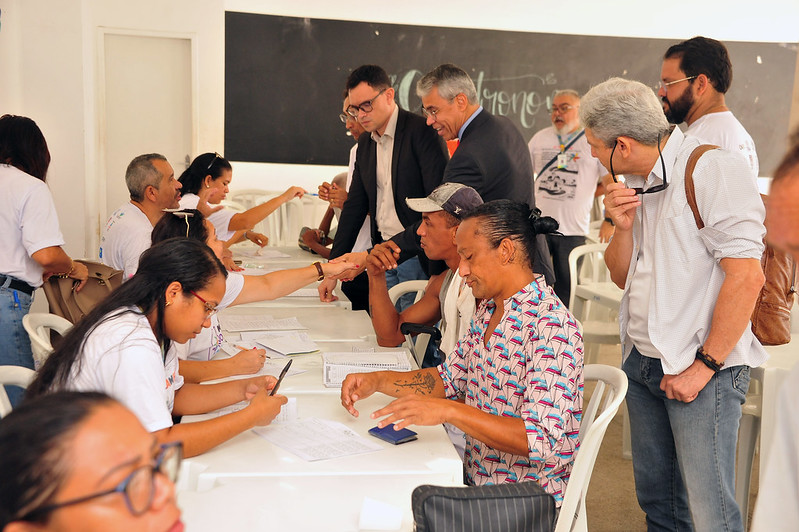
[13,290,20,309]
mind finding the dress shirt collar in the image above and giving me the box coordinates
[641,126,682,189]
[371,104,399,143]
[485,276,547,313]
[458,106,483,140]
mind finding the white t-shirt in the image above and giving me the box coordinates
[440,267,476,357]
[175,272,245,361]
[686,111,759,178]
[99,202,154,279]
[0,164,65,287]
[342,144,372,253]
[179,193,237,242]
[68,308,184,432]
[529,127,606,236]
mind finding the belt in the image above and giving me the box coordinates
[0,274,35,296]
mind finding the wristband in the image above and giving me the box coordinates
[604,217,615,226]
[695,347,723,373]
[313,261,325,281]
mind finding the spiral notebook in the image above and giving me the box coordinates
[323,350,411,388]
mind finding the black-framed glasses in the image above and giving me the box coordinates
[206,152,222,172]
[549,104,576,114]
[20,442,182,521]
[609,133,668,195]
[656,76,697,93]
[346,88,387,117]
[189,290,218,317]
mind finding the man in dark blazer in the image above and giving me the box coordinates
[319,65,449,305]
[401,63,554,284]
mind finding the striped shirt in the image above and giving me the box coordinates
[438,277,583,505]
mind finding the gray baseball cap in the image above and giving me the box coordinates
[405,182,483,219]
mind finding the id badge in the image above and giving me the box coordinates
[557,153,569,169]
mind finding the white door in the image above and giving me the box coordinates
[102,33,192,225]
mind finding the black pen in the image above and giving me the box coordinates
[270,359,293,396]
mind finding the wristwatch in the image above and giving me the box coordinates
[313,261,325,281]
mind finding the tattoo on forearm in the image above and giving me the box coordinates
[393,372,436,395]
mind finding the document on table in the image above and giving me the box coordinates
[205,397,299,420]
[253,417,382,461]
[252,332,319,355]
[219,315,307,332]
[323,351,411,388]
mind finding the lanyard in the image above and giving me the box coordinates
[538,129,585,177]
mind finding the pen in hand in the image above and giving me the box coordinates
[270,359,293,396]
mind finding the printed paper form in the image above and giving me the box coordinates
[253,333,319,355]
[253,417,382,461]
[219,315,307,332]
[323,351,411,388]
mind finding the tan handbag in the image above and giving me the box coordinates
[42,260,123,324]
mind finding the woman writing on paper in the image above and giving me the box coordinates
[149,210,358,383]
[177,152,306,248]
[26,239,286,458]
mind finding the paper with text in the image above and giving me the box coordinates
[253,417,382,461]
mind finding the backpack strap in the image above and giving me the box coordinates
[683,144,720,230]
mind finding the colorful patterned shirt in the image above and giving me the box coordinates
[438,277,583,505]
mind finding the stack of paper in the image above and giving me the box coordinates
[323,351,411,388]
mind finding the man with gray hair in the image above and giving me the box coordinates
[409,63,554,285]
[528,89,610,306]
[583,77,766,531]
[100,153,181,278]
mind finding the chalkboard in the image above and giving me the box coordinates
[225,12,796,174]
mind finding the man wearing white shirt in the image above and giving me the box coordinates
[100,154,181,278]
[584,78,766,532]
[529,89,610,306]
[658,36,759,177]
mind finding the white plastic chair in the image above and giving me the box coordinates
[568,243,620,366]
[0,366,37,418]
[228,188,273,210]
[554,364,629,532]
[22,313,72,369]
[388,280,429,366]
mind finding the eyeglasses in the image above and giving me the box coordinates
[189,290,218,317]
[657,76,697,93]
[346,88,387,117]
[205,152,222,172]
[339,113,350,124]
[421,106,442,119]
[550,104,576,114]
[20,442,183,521]
[609,132,668,195]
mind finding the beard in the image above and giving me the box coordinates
[662,89,694,124]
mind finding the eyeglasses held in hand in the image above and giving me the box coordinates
[609,132,668,195]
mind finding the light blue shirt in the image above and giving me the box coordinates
[458,106,483,140]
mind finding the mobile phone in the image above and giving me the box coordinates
[269,359,293,396]
[368,423,418,445]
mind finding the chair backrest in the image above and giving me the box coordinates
[22,313,73,369]
[228,188,273,210]
[567,243,610,310]
[388,281,430,365]
[0,366,37,418]
[554,364,628,532]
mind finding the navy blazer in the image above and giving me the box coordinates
[330,107,448,261]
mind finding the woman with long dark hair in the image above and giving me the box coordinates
[178,152,305,247]
[150,210,356,383]
[26,238,287,458]
[0,391,183,531]
[0,114,88,406]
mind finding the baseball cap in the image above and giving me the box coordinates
[405,182,483,219]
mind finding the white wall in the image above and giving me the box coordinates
[2,0,798,258]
